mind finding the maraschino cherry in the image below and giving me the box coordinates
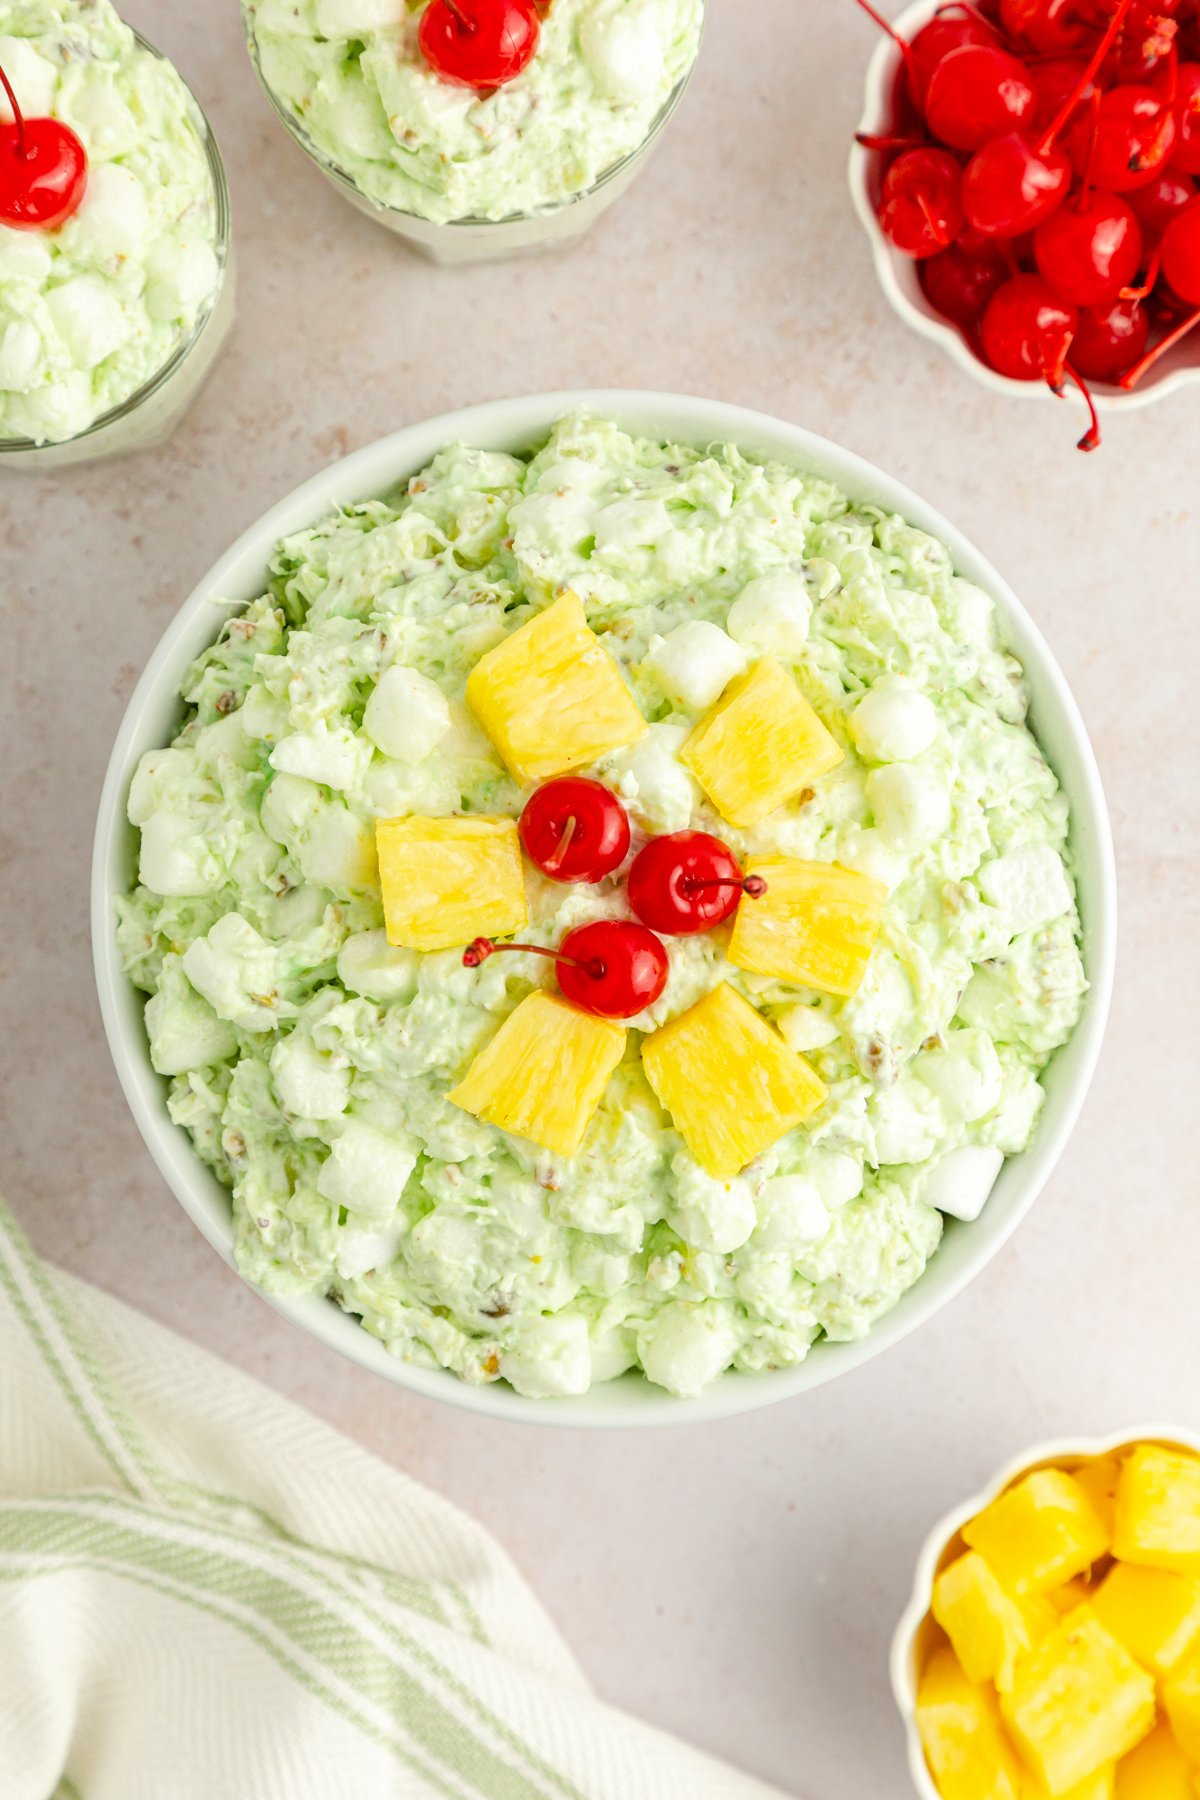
[0,64,87,230]
[627,831,768,938]
[519,778,630,884]
[1119,189,1200,380]
[463,921,668,1020]
[418,0,540,90]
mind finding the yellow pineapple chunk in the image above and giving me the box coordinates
[640,982,826,1178]
[1071,1457,1124,1540]
[1000,1607,1156,1797]
[1092,1564,1200,1676]
[465,591,645,782]
[728,857,887,997]
[1164,1645,1200,1762]
[916,1645,1023,1800]
[1023,1769,1114,1800]
[376,815,526,952]
[1113,1446,1200,1578]
[680,657,843,829]
[448,991,625,1158]
[933,1551,1057,1692]
[1049,1579,1097,1617]
[1115,1725,1193,1800]
[963,1471,1111,1595]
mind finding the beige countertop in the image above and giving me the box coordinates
[2,2,1198,1794]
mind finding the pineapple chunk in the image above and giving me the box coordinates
[641,982,826,1178]
[728,857,887,997]
[963,1471,1111,1595]
[1114,1725,1193,1800]
[680,657,843,829]
[448,991,625,1158]
[934,1551,1057,1692]
[1164,1645,1200,1762]
[1071,1457,1124,1540]
[376,815,526,952]
[1049,1579,1097,1617]
[465,591,645,782]
[1023,1770,1114,1800]
[1113,1446,1200,1578]
[1000,1607,1156,1797]
[916,1645,1023,1800]
[1092,1564,1200,1676]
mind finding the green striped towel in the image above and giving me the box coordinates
[0,1198,787,1800]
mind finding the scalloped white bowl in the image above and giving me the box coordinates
[93,390,1115,1428]
[849,0,1200,418]
[891,1424,1200,1798]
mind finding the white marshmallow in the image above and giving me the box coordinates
[670,1166,757,1255]
[298,804,377,891]
[810,1150,864,1208]
[592,496,670,552]
[608,722,700,834]
[270,1033,351,1120]
[921,1145,1005,1222]
[645,621,745,713]
[867,763,952,852]
[144,986,237,1076]
[6,370,93,444]
[241,684,292,746]
[775,1004,841,1054]
[727,572,813,658]
[46,275,131,369]
[639,1303,738,1397]
[500,1313,593,1399]
[337,929,420,1003]
[260,772,324,847]
[139,812,221,897]
[580,5,666,100]
[128,747,196,827]
[269,727,372,792]
[58,164,149,267]
[917,1030,1003,1123]
[756,1175,829,1250]
[318,1118,417,1220]
[0,320,42,392]
[850,679,938,763]
[0,39,56,120]
[143,234,219,323]
[978,844,1074,935]
[334,1220,407,1282]
[315,0,406,34]
[363,665,452,764]
[0,224,52,283]
[181,914,280,1032]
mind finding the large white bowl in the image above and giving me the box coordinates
[891,1425,1200,1798]
[848,0,1200,419]
[92,390,1116,1428]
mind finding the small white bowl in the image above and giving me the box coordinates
[891,1424,1200,1798]
[848,0,1200,418]
[91,389,1116,1428]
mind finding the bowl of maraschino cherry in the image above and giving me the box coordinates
[848,0,1200,449]
[460,774,768,1020]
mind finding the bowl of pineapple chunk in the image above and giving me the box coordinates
[93,390,1115,1423]
[894,1431,1200,1800]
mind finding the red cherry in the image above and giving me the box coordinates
[1030,58,1096,132]
[1070,293,1151,374]
[925,44,1037,150]
[962,131,1073,235]
[418,0,539,89]
[462,922,668,1020]
[1115,10,1178,81]
[1171,62,1200,168]
[0,66,87,231]
[1160,188,1200,291]
[908,9,1003,100]
[1129,163,1195,230]
[920,239,1011,323]
[1033,190,1143,301]
[627,831,768,938]
[1069,84,1178,187]
[519,778,630,885]
[981,272,1079,378]
[1001,0,1093,54]
[878,147,965,257]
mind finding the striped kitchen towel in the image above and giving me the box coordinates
[0,1197,787,1800]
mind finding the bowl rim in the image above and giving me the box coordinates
[847,0,1200,412]
[91,387,1117,1430]
[890,1423,1200,1799]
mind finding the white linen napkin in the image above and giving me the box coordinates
[0,1197,788,1800]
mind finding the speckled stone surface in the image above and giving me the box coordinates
[2,3,1198,1795]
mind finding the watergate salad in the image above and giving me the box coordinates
[116,414,1087,1399]
[244,0,705,225]
[0,0,221,446]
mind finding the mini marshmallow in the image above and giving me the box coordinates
[270,727,373,792]
[500,1313,593,1399]
[580,4,666,100]
[978,844,1074,935]
[363,665,452,764]
[867,763,952,852]
[270,1033,351,1120]
[727,572,813,657]
[850,678,938,763]
[138,812,221,897]
[318,1118,417,1219]
[45,275,131,369]
[921,1145,1005,1222]
[645,621,745,713]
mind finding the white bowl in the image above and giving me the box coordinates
[91,390,1116,1428]
[891,1425,1200,1799]
[848,0,1200,417]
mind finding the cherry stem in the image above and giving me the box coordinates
[854,131,930,152]
[917,192,951,250]
[1118,303,1200,387]
[681,874,769,899]
[1053,362,1102,452]
[0,63,27,159]
[543,814,578,876]
[463,937,605,979]
[1041,0,1135,152]
[1077,88,1102,210]
[1120,243,1161,299]
[442,0,478,33]
[851,0,921,88]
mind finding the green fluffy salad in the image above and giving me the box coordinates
[117,414,1087,1399]
[244,0,704,225]
[0,0,222,446]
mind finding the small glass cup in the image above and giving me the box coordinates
[244,6,705,267]
[0,36,235,472]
